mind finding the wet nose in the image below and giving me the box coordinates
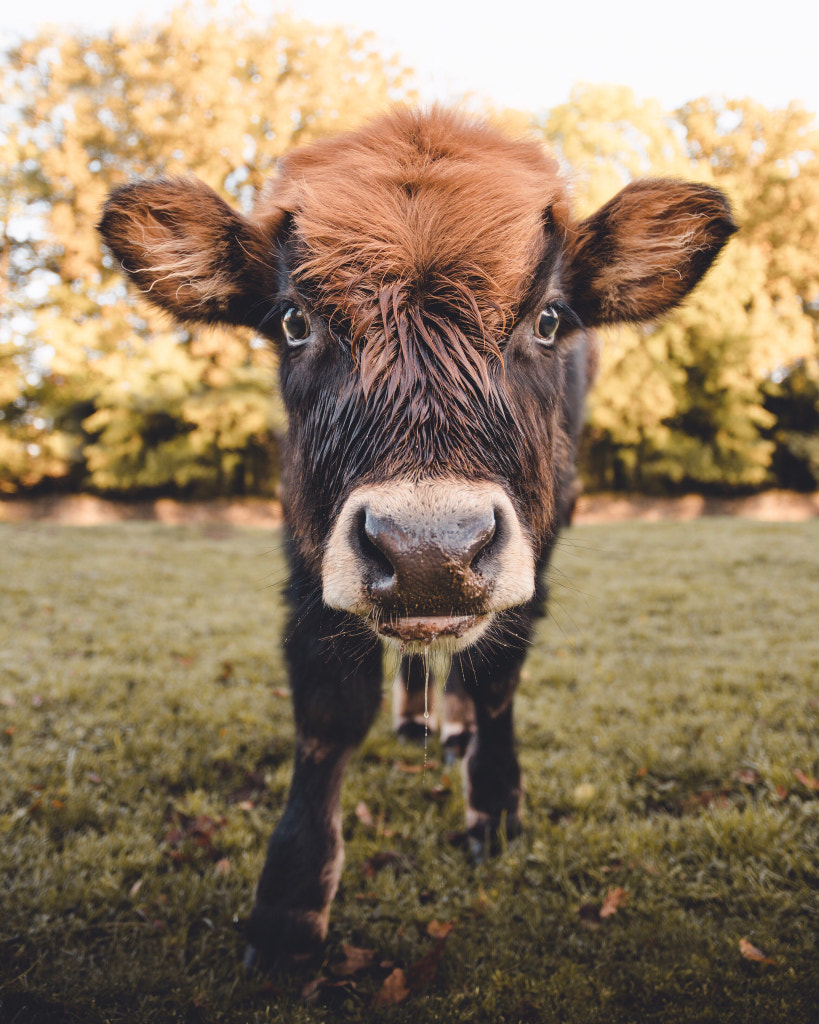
[355,504,499,613]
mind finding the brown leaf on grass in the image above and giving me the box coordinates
[163,811,226,861]
[271,688,288,698]
[426,920,455,940]
[372,968,409,1008]
[355,801,375,827]
[739,938,776,965]
[737,769,761,785]
[301,976,326,999]
[330,944,377,976]
[793,769,819,791]
[215,858,231,875]
[407,943,446,990]
[405,923,455,992]
[600,886,628,919]
[301,976,358,999]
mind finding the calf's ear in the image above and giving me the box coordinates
[99,178,273,328]
[565,180,736,327]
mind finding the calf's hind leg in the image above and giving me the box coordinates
[246,600,382,961]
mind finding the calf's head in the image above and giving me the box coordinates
[100,108,735,652]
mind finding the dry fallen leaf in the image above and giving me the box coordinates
[600,886,628,919]
[426,920,455,940]
[793,769,819,791]
[739,938,776,965]
[372,967,409,1008]
[355,801,375,827]
[330,944,377,977]
[407,944,445,990]
[215,858,231,875]
[301,976,326,1000]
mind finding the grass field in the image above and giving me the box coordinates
[1,519,817,1024]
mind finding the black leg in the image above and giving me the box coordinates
[247,584,382,960]
[455,609,535,843]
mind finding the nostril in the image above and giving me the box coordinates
[466,508,498,572]
[357,508,397,588]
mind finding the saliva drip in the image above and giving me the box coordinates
[422,644,430,773]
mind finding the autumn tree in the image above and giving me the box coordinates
[538,86,819,491]
[0,3,412,494]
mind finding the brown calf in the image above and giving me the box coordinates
[100,107,735,964]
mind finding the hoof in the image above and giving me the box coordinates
[466,813,523,859]
[245,903,327,964]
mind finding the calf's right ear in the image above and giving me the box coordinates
[99,178,274,328]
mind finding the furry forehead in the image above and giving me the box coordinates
[253,107,570,329]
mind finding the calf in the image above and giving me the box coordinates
[99,107,735,962]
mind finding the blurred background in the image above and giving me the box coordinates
[2,0,818,501]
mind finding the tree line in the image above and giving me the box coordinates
[1,6,818,498]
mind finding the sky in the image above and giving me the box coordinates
[2,0,818,117]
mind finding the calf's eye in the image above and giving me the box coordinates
[282,305,311,346]
[535,307,560,346]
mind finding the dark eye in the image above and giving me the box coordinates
[282,305,311,346]
[535,307,560,346]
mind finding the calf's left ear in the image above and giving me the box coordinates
[565,180,737,327]
[99,178,274,328]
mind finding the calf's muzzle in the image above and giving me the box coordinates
[322,479,536,647]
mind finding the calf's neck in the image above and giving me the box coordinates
[100,107,735,961]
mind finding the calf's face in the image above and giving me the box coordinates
[100,109,735,653]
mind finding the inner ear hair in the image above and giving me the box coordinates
[99,177,273,328]
[567,179,737,327]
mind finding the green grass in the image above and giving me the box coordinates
[1,519,817,1023]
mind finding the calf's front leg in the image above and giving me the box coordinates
[246,597,382,961]
[453,609,535,845]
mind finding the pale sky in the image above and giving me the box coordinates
[3,0,818,117]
